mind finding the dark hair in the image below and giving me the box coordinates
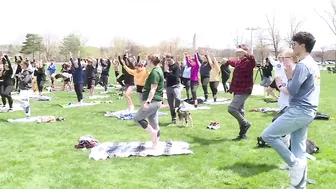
[292,31,316,53]
[265,57,269,62]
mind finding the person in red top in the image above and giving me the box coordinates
[223,44,256,140]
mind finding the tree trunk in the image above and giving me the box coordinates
[32,51,35,59]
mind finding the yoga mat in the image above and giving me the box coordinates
[31,96,52,101]
[7,117,40,123]
[104,110,168,120]
[203,98,231,105]
[0,104,22,113]
[179,102,210,111]
[251,85,265,96]
[59,101,112,108]
[89,141,193,160]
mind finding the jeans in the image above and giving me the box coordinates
[166,85,181,120]
[228,93,250,135]
[262,106,316,189]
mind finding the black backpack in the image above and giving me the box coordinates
[257,137,320,155]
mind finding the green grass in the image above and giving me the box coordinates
[0,70,335,189]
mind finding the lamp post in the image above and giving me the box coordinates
[245,27,259,55]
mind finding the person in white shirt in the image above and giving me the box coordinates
[266,53,285,100]
[181,57,191,100]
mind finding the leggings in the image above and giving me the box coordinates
[209,81,219,99]
[74,83,83,102]
[182,78,191,99]
[0,84,14,108]
[117,74,125,87]
[190,81,199,102]
[37,79,45,93]
[15,76,19,90]
[201,76,210,100]
[222,76,230,93]
[133,100,162,130]
[100,75,109,87]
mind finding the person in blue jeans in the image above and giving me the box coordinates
[261,31,320,189]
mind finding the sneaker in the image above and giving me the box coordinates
[280,164,290,170]
[8,108,13,112]
[211,122,220,130]
[213,98,217,102]
[207,122,214,129]
[232,135,247,141]
[26,116,30,120]
[290,158,307,186]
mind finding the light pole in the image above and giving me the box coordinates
[245,27,259,55]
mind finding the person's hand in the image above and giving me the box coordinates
[142,102,149,111]
[284,62,294,80]
[275,77,283,87]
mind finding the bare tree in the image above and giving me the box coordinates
[266,14,281,57]
[315,45,329,62]
[316,1,336,36]
[232,30,244,47]
[254,29,269,62]
[285,14,304,47]
[43,33,58,61]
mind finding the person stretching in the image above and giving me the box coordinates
[205,52,221,102]
[34,61,46,96]
[133,53,164,150]
[0,55,14,111]
[121,54,148,104]
[118,54,135,112]
[181,57,191,100]
[18,60,33,119]
[70,52,84,104]
[220,58,231,93]
[14,56,23,91]
[223,44,256,140]
[262,32,319,189]
[163,54,181,124]
[198,51,211,102]
[99,58,111,91]
[47,59,57,89]
[85,58,97,96]
[185,52,200,108]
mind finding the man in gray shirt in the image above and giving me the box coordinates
[262,31,320,189]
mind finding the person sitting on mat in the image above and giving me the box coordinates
[34,61,46,96]
[133,53,164,150]
[185,51,200,108]
[205,52,221,102]
[18,60,33,119]
[70,52,84,104]
[0,54,14,111]
[121,53,149,104]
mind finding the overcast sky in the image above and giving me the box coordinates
[0,0,334,50]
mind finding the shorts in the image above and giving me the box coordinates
[260,76,272,87]
[136,85,144,93]
[115,71,120,78]
[87,78,95,89]
[269,79,280,91]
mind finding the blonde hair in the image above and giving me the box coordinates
[282,49,299,63]
[147,53,161,65]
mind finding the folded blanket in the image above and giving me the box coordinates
[59,101,112,108]
[104,110,168,120]
[89,141,193,160]
[250,108,280,113]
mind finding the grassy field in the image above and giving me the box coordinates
[0,68,335,189]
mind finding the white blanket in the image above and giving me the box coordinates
[8,117,40,123]
[104,110,168,120]
[88,95,109,99]
[89,141,193,160]
[0,104,22,113]
[179,102,210,111]
[31,96,52,101]
[203,98,231,105]
[60,101,112,108]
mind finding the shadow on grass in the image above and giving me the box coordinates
[218,162,277,177]
[186,134,229,145]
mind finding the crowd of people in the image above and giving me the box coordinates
[0,31,321,189]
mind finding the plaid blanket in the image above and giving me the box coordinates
[89,141,193,160]
[104,110,168,120]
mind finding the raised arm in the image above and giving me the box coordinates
[268,55,278,67]
[4,55,13,71]
[197,52,203,64]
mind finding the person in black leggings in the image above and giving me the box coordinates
[70,54,84,104]
[198,51,211,101]
[14,56,22,91]
[98,58,111,91]
[85,58,97,96]
[220,60,231,93]
[34,62,46,96]
[0,55,14,111]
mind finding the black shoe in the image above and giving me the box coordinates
[8,108,13,112]
[232,135,247,141]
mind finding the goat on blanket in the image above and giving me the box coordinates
[176,107,193,127]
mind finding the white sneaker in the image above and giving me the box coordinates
[290,158,307,186]
[280,164,290,170]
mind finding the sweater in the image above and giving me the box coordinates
[71,58,84,84]
[19,70,32,90]
[164,63,181,87]
[0,55,14,86]
[186,54,200,82]
[206,55,221,82]
[123,65,149,86]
